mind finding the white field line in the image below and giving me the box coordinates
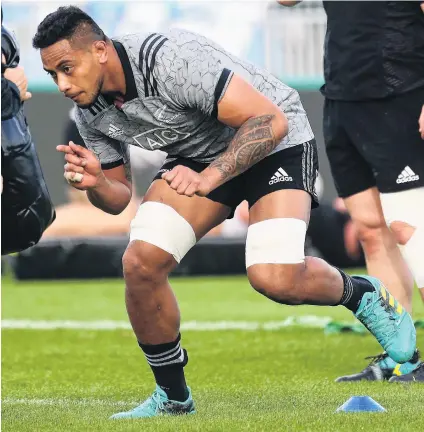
[1,398,137,407]
[1,316,336,331]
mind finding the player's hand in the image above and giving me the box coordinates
[4,66,32,101]
[419,105,424,140]
[56,141,103,190]
[162,165,213,197]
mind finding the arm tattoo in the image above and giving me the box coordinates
[208,114,278,183]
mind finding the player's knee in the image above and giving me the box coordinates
[245,217,307,304]
[122,241,175,287]
[353,218,387,254]
[248,265,305,305]
[129,202,196,264]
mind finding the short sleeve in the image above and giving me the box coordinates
[74,108,130,170]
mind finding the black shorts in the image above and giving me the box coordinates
[153,140,319,216]
[324,88,424,198]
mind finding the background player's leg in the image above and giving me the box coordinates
[381,187,424,300]
[115,179,230,415]
[330,89,423,382]
[343,187,414,312]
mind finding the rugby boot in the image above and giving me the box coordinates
[336,351,420,382]
[352,276,416,363]
[110,385,195,419]
[389,356,424,383]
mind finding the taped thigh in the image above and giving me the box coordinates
[246,218,307,268]
[129,201,196,263]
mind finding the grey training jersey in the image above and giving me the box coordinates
[74,28,314,168]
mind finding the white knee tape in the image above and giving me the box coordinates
[400,227,424,287]
[129,202,196,263]
[246,218,306,268]
[381,188,424,287]
[380,188,424,227]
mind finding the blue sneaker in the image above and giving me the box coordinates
[353,275,416,364]
[110,386,195,419]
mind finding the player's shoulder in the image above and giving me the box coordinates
[73,98,110,126]
[114,28,218,62]
[113,31,171,61]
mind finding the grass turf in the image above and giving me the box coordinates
[2,275,424,431]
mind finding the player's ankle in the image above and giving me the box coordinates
[336,269,374,312]
[138,334,189,402]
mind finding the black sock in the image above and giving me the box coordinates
[336,269,374,313]
[139,334,189,402]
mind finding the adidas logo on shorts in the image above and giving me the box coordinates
[108,124,123,138]
[269,167,293,185]
[396,166,419,184]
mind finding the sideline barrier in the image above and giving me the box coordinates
[11,236,247,280]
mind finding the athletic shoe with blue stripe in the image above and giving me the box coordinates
[110,385,195,419]
[353,275,416,364]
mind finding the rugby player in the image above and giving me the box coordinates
[33,6,417,417]
[278,0,424,383]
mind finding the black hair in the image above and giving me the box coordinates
[32,6,106,49]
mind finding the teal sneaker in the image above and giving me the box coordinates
[336,351,420,382]
[389,351,422,380]
[353,275,416,364]
[110,386,195,419]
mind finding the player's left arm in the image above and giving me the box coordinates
[155,35,287,196]
[200,75,288,191]
[419,104,424,140]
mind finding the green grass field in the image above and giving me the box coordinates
[2,275,424,431]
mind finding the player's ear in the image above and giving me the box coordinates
[93,40,108,64]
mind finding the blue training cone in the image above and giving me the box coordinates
[336,396,386,413]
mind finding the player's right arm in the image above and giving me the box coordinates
[57,142,132,215]
[57,109,132,215]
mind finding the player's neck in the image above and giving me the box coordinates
[101,44,127,98]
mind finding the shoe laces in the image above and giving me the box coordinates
[359,294,398,341]
[364,352,388,366]
[150,389,166,412]
[130,390,165,414]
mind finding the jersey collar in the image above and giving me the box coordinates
[112,40,138,102]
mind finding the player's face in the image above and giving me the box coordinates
[41,39,105,109]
